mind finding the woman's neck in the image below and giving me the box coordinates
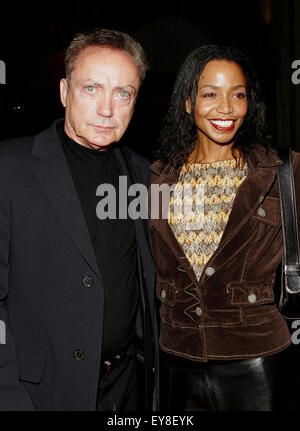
[187,140,240,164]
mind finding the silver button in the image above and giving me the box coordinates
[161,290,166,299]
[196,307,202,316]
[205,267,215,277]
[82,275,93,288]
[248,293,257,304]
[257,207,266,217]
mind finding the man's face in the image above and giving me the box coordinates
[60,46,140,150]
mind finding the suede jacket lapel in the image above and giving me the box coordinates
[150,145,284,285]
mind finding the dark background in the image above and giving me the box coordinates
[0,0,300,160]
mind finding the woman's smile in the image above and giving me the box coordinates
[208,118,236,131]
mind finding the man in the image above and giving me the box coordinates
[0,28,158,411]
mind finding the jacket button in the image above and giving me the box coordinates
[257,207,266,217]
[74,349,85,360]
[196,307,202,316]
[205,267,215,277]
[248,293,257,304]
[82,275,93,287]
[161,290,166,299]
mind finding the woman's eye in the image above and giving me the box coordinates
[86,86,96,94]
[234,92,246,99]
[203,92,216,98]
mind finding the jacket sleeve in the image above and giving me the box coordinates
[0,186,35,410]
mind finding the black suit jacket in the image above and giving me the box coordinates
[0,119,159,410]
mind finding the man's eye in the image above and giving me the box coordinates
[86,86,96,94]
[119,90,130,99]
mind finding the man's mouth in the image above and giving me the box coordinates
[209,119,236,131]
[93,125,114,131]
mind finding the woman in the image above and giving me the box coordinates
[149,45,300,411]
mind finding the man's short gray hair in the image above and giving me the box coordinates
[65,28,148,87]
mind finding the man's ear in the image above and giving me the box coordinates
[185,97,191,114]
[60,78,68,108]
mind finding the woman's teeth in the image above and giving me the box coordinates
[210,120,234,127]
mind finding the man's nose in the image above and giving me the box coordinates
[97,93,113,117]
[216,95,233,114]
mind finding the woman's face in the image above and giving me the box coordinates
[187,59,248,147]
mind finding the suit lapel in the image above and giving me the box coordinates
[114,146,155,257]
[114,146,156,317]
[31,120,101,279]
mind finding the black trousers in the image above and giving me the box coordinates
[160,346,300,411]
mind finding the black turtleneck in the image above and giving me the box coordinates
[58,124,138,360]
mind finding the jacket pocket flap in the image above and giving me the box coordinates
[156,280,176,306]
[18,349,46,384]
[251,196,279,226]
[226,280,275,306]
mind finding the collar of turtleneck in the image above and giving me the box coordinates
[62,131,114,166]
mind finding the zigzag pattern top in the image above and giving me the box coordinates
[168,158,248,280]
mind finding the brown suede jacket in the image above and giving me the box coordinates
[149,145,300,362]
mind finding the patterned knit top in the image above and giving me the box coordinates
[168,158,248,280]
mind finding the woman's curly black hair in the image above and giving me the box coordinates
[156,45,270,167]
